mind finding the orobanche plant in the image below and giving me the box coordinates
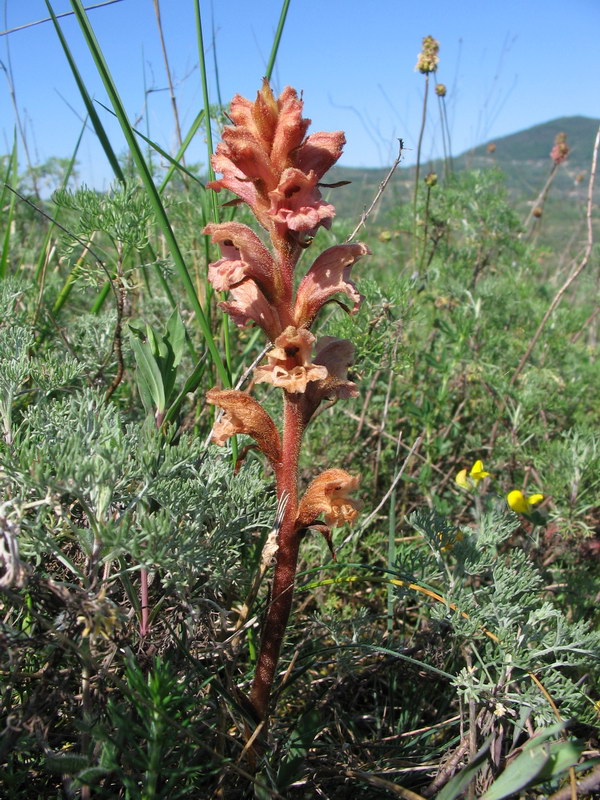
[203,80,368,725]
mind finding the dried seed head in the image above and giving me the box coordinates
[550,132,569,165]
[416,35,440,74]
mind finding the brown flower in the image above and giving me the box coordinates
[296,469,361,528]
[206,388,281,467]
[204,221,277,295]
[208,80,344,238]
[301,337,359,424]
[268,168,336,236]
[254,326,327,394]
[219,278,284,342]
[550,132,569,165]
[294,242,370,328]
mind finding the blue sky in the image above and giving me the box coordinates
[1,0,598,188]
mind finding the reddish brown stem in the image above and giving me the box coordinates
[140,567,149,636]
[249,394,304,722]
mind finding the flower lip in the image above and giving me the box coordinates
[254,326,328,394]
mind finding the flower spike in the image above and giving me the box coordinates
[208,81,345,243]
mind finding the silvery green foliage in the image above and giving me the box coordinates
[0,326,34,442]
[1,386,274,594]
[53,184,153,254]
[405,507,600,726]
[532,429,600,534]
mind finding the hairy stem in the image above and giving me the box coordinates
[250,395,303,723]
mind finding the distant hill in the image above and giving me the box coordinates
[326,116,600,222]
[465,116,599,166]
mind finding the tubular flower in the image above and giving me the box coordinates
[254,326,327,394]
[296,469,361,529]
[204,222,277,295]
[219,278,284,342]
[208,79,344,238]
[455,459,491,489]
[206,388,282,467]
[268,168,336,236]
[301,337,358,424]
[507,490,544,516]
[294,243,370,328]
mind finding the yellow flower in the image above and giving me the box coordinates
[456,459,491,490]
[436,529,463,553]
[77,587,118,641]
[506,490,544,515]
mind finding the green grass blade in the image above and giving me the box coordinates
[194,1,218,224]
[34,114,87,283]
[159,109,206,194]
[95,100,206,190]
[265,0,291,81]
[45,0,125,183]
[67,0,230,386]
[194,1,236,458]
[0,130,18,278]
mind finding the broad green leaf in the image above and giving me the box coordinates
[130,334,166,414]
[276,709,321,789]
[480,747,550,800]
[536,740,584,782]
[166,309,186,369]
[521,721,569,751]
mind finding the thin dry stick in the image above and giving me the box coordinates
[570,305,600,344]
[489,125,600,451]
[413,73,430,219]
[523,161,559,231]
[346,139,404,242]
[342,769,427,800]
[336,435,423,553]
[152,0,185,157]
[548,761,600,800]
[0,1,123,36]
[513,126,599,384]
